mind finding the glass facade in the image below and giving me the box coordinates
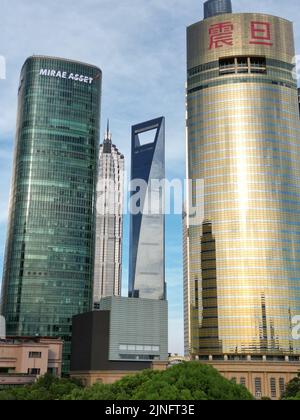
[0,56,101,372]
[204,0,232,19]
[93,124,124,306]
[185,13,300,358]
[128,117,166,300]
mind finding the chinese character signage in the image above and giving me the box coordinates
[249,21,273,46]
[208,20,273,49]
[209,22,234,49]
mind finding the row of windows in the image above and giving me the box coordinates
[188,104,299,121]
[14,202,93,214]
[190,224,300,235]
[188,77,296,95]
[6,263,92,273]
[199,284,300,291]
[188,58,294,77]
[6,315,81,324]
[23,99,98,115]
[15,194,93,208]
[12,210,92,223]
[19,149,95,161]
[189,118,300,137]
[16,158,96,173]
[119,354,160,361]
[119,344,160,352]
[23,94,99,113]
[187,57,294,88]
[189,130,300,148]
[248,377,286,398]
[15,163,95,177]
[9,241,92,253]
[191,154,300,171]
[191,171,300,188]
[188,81,296,103]
[22,107,98,124]
[24,81,99,98]
[193,146,300,164]
[188,91,296,113]
[21,119,96,134]
[21,131,94,145]
[6,271,90,281]
[10,231,92,242]
[189,111,299,131]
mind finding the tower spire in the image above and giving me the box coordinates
[103,119,112,153]
[104,118,112,141]
[106,119,110,139]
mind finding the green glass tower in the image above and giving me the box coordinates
[0,56,102,372]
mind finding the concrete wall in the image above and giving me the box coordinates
[100,296,168,362]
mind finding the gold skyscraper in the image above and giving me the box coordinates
[185,0,300,367]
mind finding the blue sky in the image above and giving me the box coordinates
[1,0,300,354]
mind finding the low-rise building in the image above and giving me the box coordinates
[70,296,168,385]
[0,337,63,388]
[201,357,300,400]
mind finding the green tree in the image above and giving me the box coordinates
[65,362,254,401]
[0,373,83,401]
[281,373,300,400]
[0,363,254,400]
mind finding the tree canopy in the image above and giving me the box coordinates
[0,374,83,400]
[281,373,300,400]
[0,362,254,400]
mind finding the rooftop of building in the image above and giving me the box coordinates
[189,11,292,29]
[0,336,63,345]
[22,55,102,74]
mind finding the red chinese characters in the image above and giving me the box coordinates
[249,21,273,46]
[209,22,234,49]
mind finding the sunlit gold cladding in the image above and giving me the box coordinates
[186,13,300,357]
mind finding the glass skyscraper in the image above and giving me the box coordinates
[93,122,124,306]
[129,117,166,300]
[185,1,300,360]
[0,56,101,372]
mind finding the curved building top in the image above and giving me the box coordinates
[21,55,102,74]
[188,13,294,67]
[204,0,232,19]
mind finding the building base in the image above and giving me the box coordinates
[202,360,300,400]
[71,361,168,386]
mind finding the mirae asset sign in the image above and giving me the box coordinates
[39,69,95,84]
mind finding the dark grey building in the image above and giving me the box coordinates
[128,117,165,300]
[71,297,168,378]
[99,296,168,362]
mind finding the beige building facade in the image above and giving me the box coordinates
[0,337,63,387]
[71,361,168,387]
[206,359,300,400]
